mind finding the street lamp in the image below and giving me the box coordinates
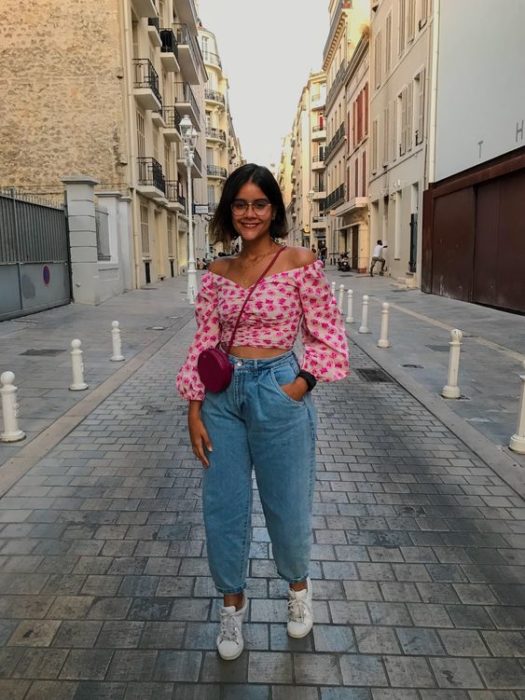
[180,114,198,305]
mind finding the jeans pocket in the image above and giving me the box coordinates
[270,363,304,406]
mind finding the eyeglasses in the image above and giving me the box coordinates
[231,199,271,215]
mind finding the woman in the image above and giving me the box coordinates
[176,163,349,660]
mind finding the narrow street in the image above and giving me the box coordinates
[0,275,523,698]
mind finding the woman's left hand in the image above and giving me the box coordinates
[280,378,309,402]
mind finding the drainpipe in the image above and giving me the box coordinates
[121,0,141,289]
[427,0,440,184]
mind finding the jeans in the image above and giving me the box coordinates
[201,351,317,594]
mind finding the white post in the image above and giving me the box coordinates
[377,302,391,348]
[346,289,354,324]
[441,329,463,399]
[509,361,525,454]
[358,294,371,334]
[338,284,345,312]
[0,372,25,442]
[110,321,125,362]
[70,339,88,391]
[331,281,336,297]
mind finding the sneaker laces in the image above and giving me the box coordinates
[218,607,241,643]
[288,591,308,623]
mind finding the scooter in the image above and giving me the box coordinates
[337,256,351,272]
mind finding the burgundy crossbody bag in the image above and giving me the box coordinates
[197,246,287,394]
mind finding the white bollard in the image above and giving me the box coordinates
[331,281,336,297]
[441,329,463,399]
[509,361,525,454]
[110,321,125,362]
[377,302,391,348]
[346,289,354,324]
[0,372,25,442]
[338,284,345,313]
[358,294,371,334]
[69,339,88,391]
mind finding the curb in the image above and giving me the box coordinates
[347,329,525,500]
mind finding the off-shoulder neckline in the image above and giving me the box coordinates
[205,259,323,290]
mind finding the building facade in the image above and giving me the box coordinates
[368,0,433,286]
[422,0,525,313]
[198,24,242,256]
[323,0,370,264]
[0,0,242,293]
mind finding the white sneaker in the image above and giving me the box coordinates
[216,595,248,661]
[287,577,313,638]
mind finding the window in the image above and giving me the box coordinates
[407,81,413,151]
[164,145,171,179]
[399,0,406,55]
[391,100,397,161]
[382,107,389,166]
[153,129,159,161]
[407,0,416,42]
[361,152,367,196]
[168,215,174,257]
[372,119,378,173]
[385,13,392,75]
[207,184,215,205]
[354,158,359,198]
[136,112,145,157]
[415,69,425,144]
[140,205,149,256]
[374,31,382,88]
[398,89,406,156]
[364,83,369,136]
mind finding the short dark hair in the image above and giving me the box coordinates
[377,240,383,244]
[209,163,288,246]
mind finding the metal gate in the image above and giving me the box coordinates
[0,189,71,321]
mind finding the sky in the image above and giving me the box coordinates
[197,0,329,169]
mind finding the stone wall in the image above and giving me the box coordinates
[0,0,127,195]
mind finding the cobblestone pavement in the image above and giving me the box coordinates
[0,314,524,699]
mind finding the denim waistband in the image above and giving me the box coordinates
[227,350,295,371]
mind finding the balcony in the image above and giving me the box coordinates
[324,123,345,163]
[177,148,203,178]
[136,157,166,200]
[161,106,182,141]
[202,51,222,68]
[312,154,325,171]
[206,127,226,144]
[133,59,162,111]
[335,195,369,216]
[174,81,200,128]
[131,0,157,18]
[205,88,225,107]
[147,17,162,47]
[173,23,204,85]
[312,216,327,230]
[160,29,179,72]
[313,187,326,200]
[175,0,198,29]
[312,124,326,141]
[311,94,326,110]
[207,164,227,180]
[324,184,345,211]
[166,180,186,212]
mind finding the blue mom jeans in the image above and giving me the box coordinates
[201,351,317,595]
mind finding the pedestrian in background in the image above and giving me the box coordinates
[176,163,349,660]
[369,239,388,276]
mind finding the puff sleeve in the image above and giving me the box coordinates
[176,272,221,400]
[298,261,349,382]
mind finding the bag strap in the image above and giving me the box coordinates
[225,245,287,354]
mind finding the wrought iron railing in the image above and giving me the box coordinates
[206,164,227,178]
[206,127,226,142]
[324,123,345,162]
[166,180,185,208]
[205,88,225,105]
[173,23,204,70]
[133,59,161,104]
[174,82,200,121]
[137,157,166,194]
[324,184,345,210]
[202,51,221,68]
[162,106,182,131]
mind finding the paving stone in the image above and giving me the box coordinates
[247,651,293,684]
[475,658,525,689]
[482,631,525,657]
[25,680,78,700]
[367,602,411,626]
[124,682,177,700]
[0,679,31,700]
[313,625,356,653]
[354,625,401,654]
[383,655,435,688]
[153,650,202,682]
[53,621,102,648]
[107,650,157,681]
[320,689,371,700]
[396,627,446,655]
[13,648,68,679]
[439,629,490,657]
[294,652,342,684]
[72,681,126,699]
[430,657,484,689]
[339,654,387,687]
[95,621,143,648]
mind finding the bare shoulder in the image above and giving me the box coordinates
[208,257,235,275]
[285,246,318,268]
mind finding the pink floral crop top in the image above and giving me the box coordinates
[176,259,349,401]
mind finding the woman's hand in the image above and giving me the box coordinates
[188,401,213,468]
[280,377,309,402]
